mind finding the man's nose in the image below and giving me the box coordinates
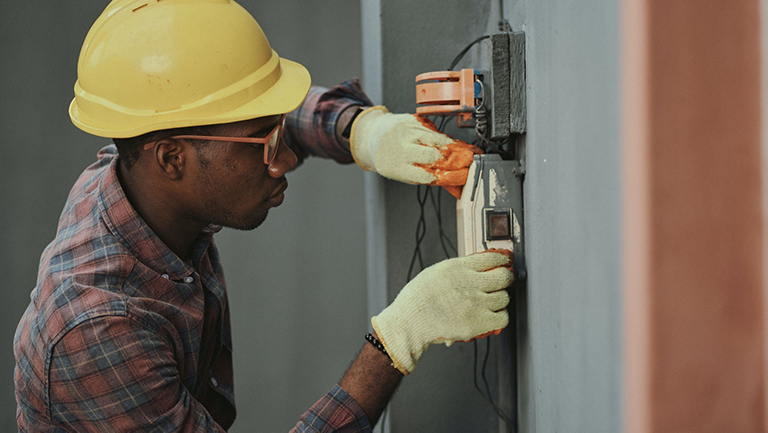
[268,140,298,178]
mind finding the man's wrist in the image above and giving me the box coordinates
[335,105,367,149]
[339,334,404,426]
[365,332,390,360]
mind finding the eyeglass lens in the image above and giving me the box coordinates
[265,127,281,164]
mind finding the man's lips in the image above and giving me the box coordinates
[267,180,288,207]
[270,180,288,198]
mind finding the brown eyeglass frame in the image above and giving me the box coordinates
[142,114,285,164]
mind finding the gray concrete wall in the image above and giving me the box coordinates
[505,0,623,430]
[0,1,365,432]
[373,0,622,431]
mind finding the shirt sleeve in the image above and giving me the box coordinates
[291,385,372,433]
[47,315,226,433]
[283,78,373,165]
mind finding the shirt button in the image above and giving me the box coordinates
[183,276,194,284]
[161,274,169,279]
[210,377,218,387]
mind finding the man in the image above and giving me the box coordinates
[13,0,514,431]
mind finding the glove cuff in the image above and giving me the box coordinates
[349,105,390,171]
[372,311,425,375]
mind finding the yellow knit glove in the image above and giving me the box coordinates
[349,106,481,192]
[372,250,514,375]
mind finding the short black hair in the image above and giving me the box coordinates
[113,124,218,170]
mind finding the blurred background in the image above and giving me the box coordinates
[0,1,367,431]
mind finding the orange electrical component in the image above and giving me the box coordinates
[415,69,477,127]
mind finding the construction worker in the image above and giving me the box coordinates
[13,1,514,431]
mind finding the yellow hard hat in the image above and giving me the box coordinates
[69,0,311,138]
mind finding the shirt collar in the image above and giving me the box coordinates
[97,157,218,280]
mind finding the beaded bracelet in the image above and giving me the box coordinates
[365,333,391,360]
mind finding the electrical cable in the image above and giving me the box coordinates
[429,187,458,258]
[406,185,430,281]
[473,340,515,433]
[447,37,510,155]
[498,0,513,32]
[474,78,509,155]
[481,338,494,403]
[448,35,490,72]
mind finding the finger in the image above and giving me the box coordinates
[484,309,509,333]
[458,310,509,342]
[458,251,512,272]
[430,143,480,170]
[475,267,515,292]
[458,328,503,343]
[380,163,436,185]
[400,115,453,143]
[410,128,456,148]
[420,142,481,186]
[442,185,463,199]
[398,141,443,166]
[431,168,470,186]
[412,114,441,131]
[477,328,504,340]
[484,289,510,312]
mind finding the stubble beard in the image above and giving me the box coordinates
[188,198,268,232]
[192,162,269,231]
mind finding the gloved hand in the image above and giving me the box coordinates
[372,249,514,375]
[349,106,482,198]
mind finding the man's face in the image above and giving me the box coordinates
[183,115,298,231]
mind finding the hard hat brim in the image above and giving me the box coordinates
[69,57,312,139]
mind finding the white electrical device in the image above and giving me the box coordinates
[457,154,526,280]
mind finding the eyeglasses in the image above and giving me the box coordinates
[143,114,285,164]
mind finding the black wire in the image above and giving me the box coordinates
[448,35,491,71]
[406,185,430,281]
[432,116,457,258]
[472,341,484,395]
[429,187,457,258]
[473,340,514,433]
[482,338,494,402]
[437,115,450,131]
[407,116,455,277]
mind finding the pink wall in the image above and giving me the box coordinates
[623,0,765,431]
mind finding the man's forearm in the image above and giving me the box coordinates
[339,332,404,426]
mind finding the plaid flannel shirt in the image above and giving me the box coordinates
[284,78,372,165]
[14,80,372,432]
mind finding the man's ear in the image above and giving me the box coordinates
[150,138,188,180]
